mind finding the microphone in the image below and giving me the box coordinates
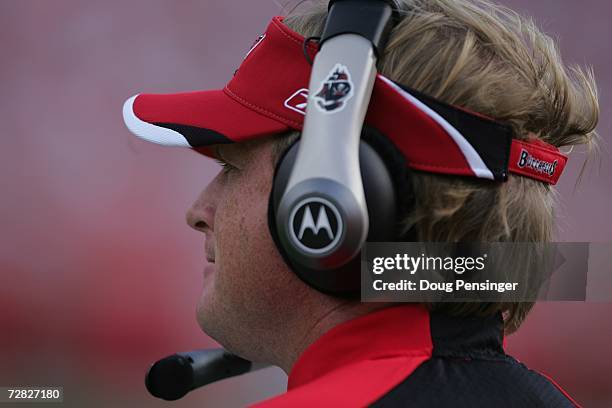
[145,348,269,401]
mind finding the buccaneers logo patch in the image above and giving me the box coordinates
[314,64,354,113]
[517,148,558,176]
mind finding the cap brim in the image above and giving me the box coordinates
[122,89,291,153]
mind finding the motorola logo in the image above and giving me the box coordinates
[288,197,343,254]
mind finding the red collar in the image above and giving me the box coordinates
[254,305,505,407]
[288,305,432,390]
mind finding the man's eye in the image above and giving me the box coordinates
[214,158,236,174]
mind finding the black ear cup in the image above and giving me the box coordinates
[360,126,417,241]
[267,126,414,296]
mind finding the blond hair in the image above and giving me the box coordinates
[276,0,599,333]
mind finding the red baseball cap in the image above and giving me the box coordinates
[122,16,567,185]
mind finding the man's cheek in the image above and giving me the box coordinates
[216,191,253,258]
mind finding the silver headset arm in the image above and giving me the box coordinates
[274,33,377,270]
[275,0,396,271]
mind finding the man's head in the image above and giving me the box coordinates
[127,0,599,368]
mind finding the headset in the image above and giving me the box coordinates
[269,0,403,296]
[146,0,403,400]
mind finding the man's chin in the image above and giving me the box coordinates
[195,292,242,357]
[195,290,215,334]
[195,287,231,344]
[196,263,217,325]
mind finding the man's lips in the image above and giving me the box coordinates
[205,237,215,263]
[204,245,215,263]
[203,235,216,279]
[203,261,216,279]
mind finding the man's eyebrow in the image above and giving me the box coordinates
[214,144,241,164]
[214,145,231,162]
[213,145,223,160]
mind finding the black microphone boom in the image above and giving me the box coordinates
[145,348,268,401]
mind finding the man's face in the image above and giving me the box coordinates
[185,136,305,359]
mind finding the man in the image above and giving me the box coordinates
[123,0,598,406]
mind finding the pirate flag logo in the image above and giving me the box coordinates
[313,64,354,113]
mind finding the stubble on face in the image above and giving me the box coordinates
[193,137,307,362]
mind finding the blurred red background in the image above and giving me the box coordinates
[1,0,610,406]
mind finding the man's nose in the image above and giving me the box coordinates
[186,202,214,233]
[186,173,223,233]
